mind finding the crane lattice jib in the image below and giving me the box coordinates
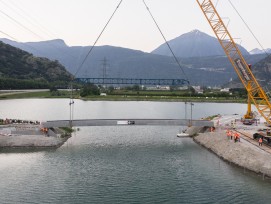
[196,0,271,125]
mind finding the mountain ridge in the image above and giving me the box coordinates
[249,48,271,55]
[1,30,268,87]
[151,29,249,57]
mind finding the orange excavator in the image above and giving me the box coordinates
[196,0,271,126]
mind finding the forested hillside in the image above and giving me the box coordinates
[0,41,72,89]
[226,55,271,89]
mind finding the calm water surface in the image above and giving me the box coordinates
[0,99,270,203]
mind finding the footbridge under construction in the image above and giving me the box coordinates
[42,119,214,128]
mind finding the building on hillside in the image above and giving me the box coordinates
[146,86,170,91]
[220,88,230,92]
[192,86,203,94]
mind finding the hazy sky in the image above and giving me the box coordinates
[0,0,270,52]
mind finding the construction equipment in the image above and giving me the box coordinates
[253,129,271,145]
[196,0,271,126]
[243,80,255,124]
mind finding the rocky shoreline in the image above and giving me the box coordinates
[191,128,271,178]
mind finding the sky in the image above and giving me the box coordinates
[0,0,270,52]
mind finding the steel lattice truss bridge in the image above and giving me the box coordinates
[75,78,189,86]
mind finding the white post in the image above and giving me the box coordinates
[190,102,194,126]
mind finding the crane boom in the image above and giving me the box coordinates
[196,0,271,125]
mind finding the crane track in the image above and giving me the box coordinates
[237,130,271,154]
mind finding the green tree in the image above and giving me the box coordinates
[80,83,100,97]
[107,86,114,93]
[132,85,140,91]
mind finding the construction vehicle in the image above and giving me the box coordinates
[196,0,271,126]
[253,129,271,145]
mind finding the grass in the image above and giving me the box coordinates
[0,91,73,99]
[0,90,247,103]
[204,115,220,120]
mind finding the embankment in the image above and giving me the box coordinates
[0,125,71,149]
[192,128,271,178]
[0,135,69,148]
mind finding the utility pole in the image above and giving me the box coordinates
[101,57,109,90]
[101,57,107,79]
[185,101,187,125]
[190,102,194,127]
[69,84,74,128]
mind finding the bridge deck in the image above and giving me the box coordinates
[42,119,214,128]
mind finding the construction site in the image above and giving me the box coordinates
[166,0,271,179]
[180,113,270,178]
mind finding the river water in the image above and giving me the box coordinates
[0,99,271,203]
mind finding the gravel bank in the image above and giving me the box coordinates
[193,129,271,178]
[0,135,69,148]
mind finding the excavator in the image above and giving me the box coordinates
[196,0,271,127]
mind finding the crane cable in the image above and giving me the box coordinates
[215,0,220,8]
[0,8,44,40]
[73,0,123,77]
[69,0,124,126]
[142,0,190,84]
[142,0,192,124]
[228,0,270,57]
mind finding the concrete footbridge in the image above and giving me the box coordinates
[42,119,214,128]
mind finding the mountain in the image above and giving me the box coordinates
[250,48,263,55]
[250,48,271,55]
[252,55,271,87]
[0,38,147,77]
[0,37,266,87]
[0,41,72,88]
[151,29,249,58]
[226,55,271,89]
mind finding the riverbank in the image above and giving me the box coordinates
[0,124,71,149]
[0,134,69,148]
[0,89,246,103]
[192,128,271,178]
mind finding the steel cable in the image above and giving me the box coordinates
[73,0,124,77]
[142,0,190,84]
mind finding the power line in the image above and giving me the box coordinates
[0,0,77,61]
[0,30,17,41]
[0,0,52,39]
[0,8,44,40]
[142,0,189,84]
[0,28,50,56]
[5,0,58,39]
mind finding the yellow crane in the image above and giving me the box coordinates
[196,0,271,125]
